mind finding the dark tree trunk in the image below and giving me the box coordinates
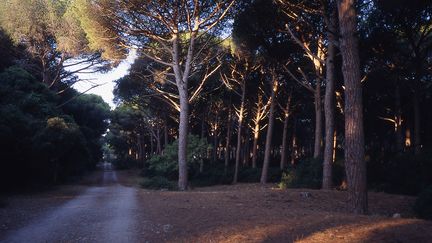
[322,9,337,190]
[313,80,323,159]
[224,108,232,173]
[280,95,291,170]
[261,77,277,184]
[395,84,404,152]
[150,134,154,156]
[243,127,251,166]
[291,119,298,165]
[338,0,367,214]
[212,132,218,162]
[156,128,162,155]
[413,92,421,154]
[164,117,169,149]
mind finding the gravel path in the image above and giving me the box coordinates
[2,168,140,243]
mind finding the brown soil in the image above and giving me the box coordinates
[117,170,432,243]
[1,170,431,243]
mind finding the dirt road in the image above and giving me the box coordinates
[2,169,141,243]
[1,167,432,243]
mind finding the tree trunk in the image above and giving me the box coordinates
[413,93,421,154]
[291,119,298,165]
[233,84,246,184]
[224,108,232,173]
[313,80,323,159]
[164,117,169,149]
[178,89,189,190]
[212,131,218,162]
[261,77,277,184]
[252,123,260,168]
[395,84,404,152]
[243,127,251,166]
[138,133,145,167]
[156,128,162,155]
[280,95,291,170]
[150,134,154,156]
[322,10,337,190]
[338,0,367,214]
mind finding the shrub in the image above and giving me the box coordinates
[190,163,233,187]
[237,167,282,183]
[140,176,177,190]
[414,185,432,220]
[278,157,345,189]
[146,134,210,179]
[367,149,432,195]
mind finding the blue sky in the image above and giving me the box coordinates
[72,49,137,108]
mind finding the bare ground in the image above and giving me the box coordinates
[1,169,431,243]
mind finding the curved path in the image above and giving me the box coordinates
[2,166,140,243]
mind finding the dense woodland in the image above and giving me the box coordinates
[1,0,432,218]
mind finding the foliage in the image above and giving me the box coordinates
[367,150,432,195]
[146,135,210,179]
[0,66,110,190]
[190,163,233,187]
[279,158,345,189]
[238,167,282,183]
[140,176,177,190]
[414,185,432,220]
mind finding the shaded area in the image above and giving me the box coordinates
[1,168,140,243]
[1,171,431,243]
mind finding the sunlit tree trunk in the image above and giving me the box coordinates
[338,0,367,214]
[233,84,246,184]
[252,102,262,168]
[261,76,278,183]
[322,10,337,190]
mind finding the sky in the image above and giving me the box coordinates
[71,49,137,108]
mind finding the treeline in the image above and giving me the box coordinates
[101,0,432,215]
[1,0,431,216]
[0,1,111,191]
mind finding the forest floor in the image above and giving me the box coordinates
[1,169,431,243]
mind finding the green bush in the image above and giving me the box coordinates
[237,167,282,183]
[278,158,345,189]
[368,149,432,195]
[190,163,233,187]
[146,134,210,179]
[285,158,322,189]
[140,176,177,190]
[414,185,432,220]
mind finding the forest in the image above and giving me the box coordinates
[1,0,432,238]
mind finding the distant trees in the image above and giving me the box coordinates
[77,0,235,190]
